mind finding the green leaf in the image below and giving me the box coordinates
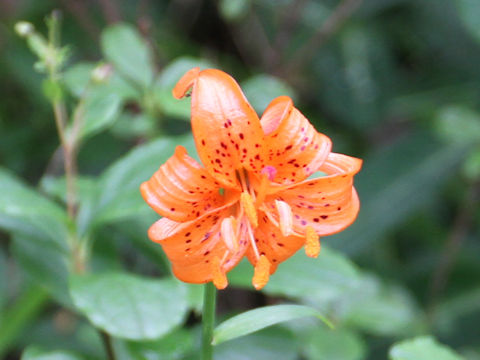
[213,304,332,345]
[302,327,366,360]
[229,247,359,303]
[120,329,194,360]
[341,274,419,336]
[154,57,214,120]
[156,57,215,90]
[457,0,480,43]
[84,136,195,233]
[0,286,49,358]
[0,249,6,310]
[433,287,480,336]
[40,176,96,205]
[214,327,298,360]
[64,62,139,101]
[389,336,465,360]
[101,23,154,88]
[78,87,122,139]
[11,235,72,306]
[463,148,480,180]
[110,113,157,139]
[241,75,297,113]
[0,168,69,248]
[22,346,85,360]
[69,273,188,340]
[435,105,480,144]
[63,63,94,97]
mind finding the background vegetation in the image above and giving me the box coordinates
[1,0,479,359]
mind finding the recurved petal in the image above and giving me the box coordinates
[173,68,266,188]
[140,145,226,222]
[246,210,306,274]
[148,206,248,284]
[264,152,362,236]
[260,96,332,185]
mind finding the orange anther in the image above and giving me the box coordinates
[252,255,271,290]
[305,226,321,258]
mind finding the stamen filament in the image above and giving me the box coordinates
[246,220,260,260]
[241,192,258,228]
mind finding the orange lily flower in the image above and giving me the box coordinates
[141,68,362,290]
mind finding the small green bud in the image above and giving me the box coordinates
[15,21,35,37]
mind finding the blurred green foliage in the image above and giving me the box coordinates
[0,0,479,359]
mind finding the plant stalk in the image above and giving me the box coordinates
[201,282,217,360]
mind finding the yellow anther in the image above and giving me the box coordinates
[241,192,258,228]
[305,226,321,258]
[221,216,238,253]
[212,257,228,290]
[252,255,271,290]
[275,200,293,236]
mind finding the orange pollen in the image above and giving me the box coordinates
[305,226,321,258]
[275,200,293,236]
[221,216,238,253]
[252,254,271,290]
[212,256,228,289]
[241,192,258,228]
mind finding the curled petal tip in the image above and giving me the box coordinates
[172,67,200,99]
[212,257,228,290]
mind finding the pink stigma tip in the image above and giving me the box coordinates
[261,166,277,181]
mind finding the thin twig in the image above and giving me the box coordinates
[427,180,480,320]
[100,330,116,360]
[286,0,363,74]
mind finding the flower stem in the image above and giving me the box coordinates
[201,282,216,360]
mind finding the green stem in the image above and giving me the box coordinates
[201,282,217,360]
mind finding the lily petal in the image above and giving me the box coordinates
[148,206,248,284]
[140,146,227,222]
[246,210,306,274]
[173,69,266,188]
[265,153,362,236]
[260,96,332,185]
